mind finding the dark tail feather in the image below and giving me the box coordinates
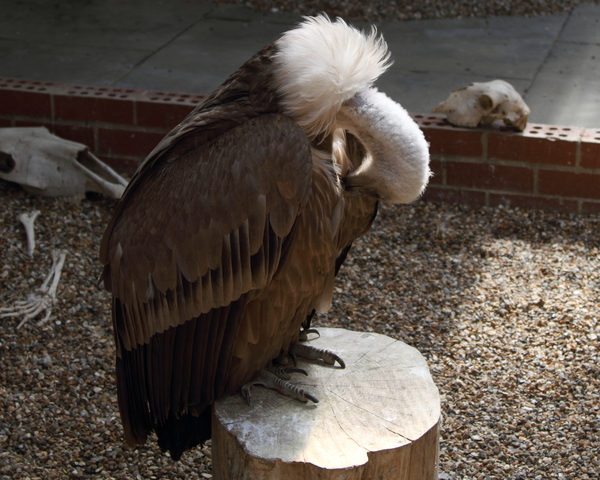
[116,341,153,447]
[155,408,212,461]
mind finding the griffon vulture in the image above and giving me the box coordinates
[100,15,430,460]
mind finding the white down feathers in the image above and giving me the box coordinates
[273,15,391,139]
[340,87,431,204]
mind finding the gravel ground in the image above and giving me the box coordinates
[1,177,599,479]
[2,3,600,478]
[221,0,599,22]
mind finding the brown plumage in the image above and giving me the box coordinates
[100,16,430,460]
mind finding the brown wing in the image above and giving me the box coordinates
[99,113,312,452]
[120,43,280,198]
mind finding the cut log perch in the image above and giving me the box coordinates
[212,328,441,479]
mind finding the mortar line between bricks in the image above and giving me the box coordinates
[431,155,584,172]
[429,185,593,201]
[1,115,171,134]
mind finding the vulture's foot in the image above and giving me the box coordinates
[290,342,346,369]
[241,368,318,405]
[240,340,344,406]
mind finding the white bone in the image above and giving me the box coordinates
[18,210,40,256]
[0,249,67,328]
[432,79,530,131]
[0,127,128,199]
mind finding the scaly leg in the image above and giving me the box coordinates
[241,366,318,405]
[241,327,346,405]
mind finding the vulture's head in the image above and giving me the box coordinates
[273,15,431,204]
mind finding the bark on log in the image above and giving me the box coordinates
[212,328,440,479]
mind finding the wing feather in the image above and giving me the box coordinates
[248,194,267,254]
[101,114,312,349]
[227,230,243,301]
[144,291,158,340]
[238,220,254,292]
[101,112,314,450]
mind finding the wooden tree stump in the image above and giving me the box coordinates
[212,328,440,479]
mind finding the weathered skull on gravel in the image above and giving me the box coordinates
[0,127,128,199]
[432,79,530,131]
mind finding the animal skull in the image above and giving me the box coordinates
[432,79,530,131]
[0,127,128,199]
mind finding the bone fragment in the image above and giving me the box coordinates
[18,210,40,256]
[0,249,67,328]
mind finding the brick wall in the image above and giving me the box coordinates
[415,115,600,214]
[1,77,599,214]
[0,77,207,175]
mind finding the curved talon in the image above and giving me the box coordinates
[303,391,319,404]
[272,365,309,380]
[290,343,346,369]
[331,353,345,369]
[298,327,320,342]
[241,384,253,406]
[304,328,321,338]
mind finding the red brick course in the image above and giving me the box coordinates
[445,162,534,193]
[1,77,599,214]
[538,170,600,200]
[413,115,484,157]
[488,125,583,167]
[137,95,198,129]
[97,128,165,158]
[581,129,600,170]
[0,88,52,118]
[582,201,600,214]
[54,94,135,125]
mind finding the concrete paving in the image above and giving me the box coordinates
[0,0,598,128]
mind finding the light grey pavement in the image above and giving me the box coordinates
[0,0,599,128]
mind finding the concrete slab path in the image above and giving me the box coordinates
[0,0,598,127]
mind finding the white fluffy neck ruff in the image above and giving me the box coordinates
[339,88,431,204]
[272,15,391,139]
